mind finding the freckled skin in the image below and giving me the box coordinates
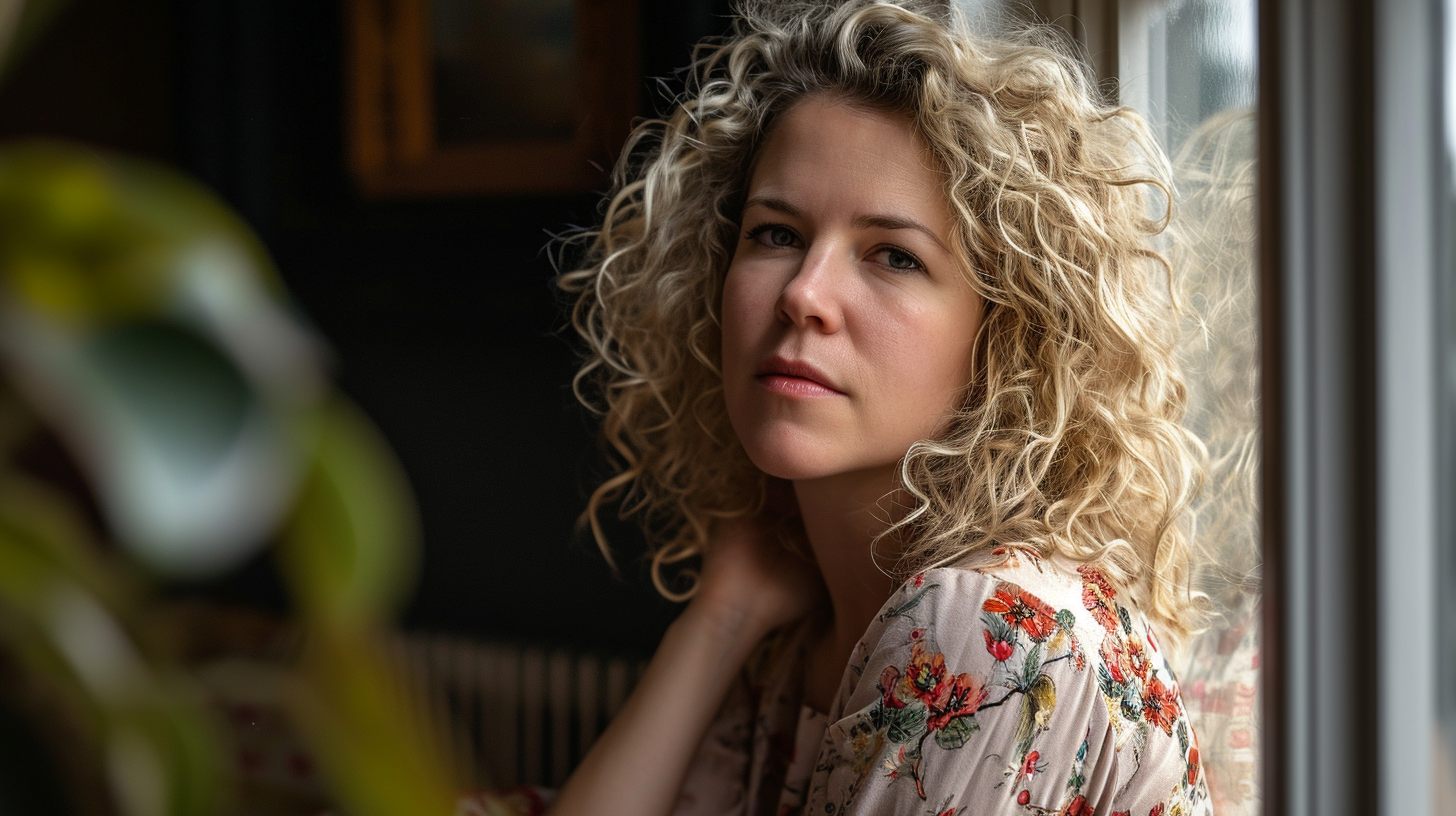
[721,95,984,482]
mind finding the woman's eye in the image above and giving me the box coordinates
[746,224,799,248]
[878,247,924,272]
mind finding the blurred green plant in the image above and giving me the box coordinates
[0,6,469,816]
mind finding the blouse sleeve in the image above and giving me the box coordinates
[670,622,811,816]
[803,563,1211,816]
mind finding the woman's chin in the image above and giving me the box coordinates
[742,443,892,484]
[742,446,838,482]
[731,418,903,483]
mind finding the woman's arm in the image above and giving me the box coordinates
[547,516,823,816]
[545,599,768,816]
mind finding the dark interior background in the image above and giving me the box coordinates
[0,0,735,658]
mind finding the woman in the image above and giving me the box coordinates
[552,1,1210,814]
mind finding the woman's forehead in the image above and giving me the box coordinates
[744,96,953,233]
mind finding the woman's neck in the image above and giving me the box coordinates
[793,467,902,652]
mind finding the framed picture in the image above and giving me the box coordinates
[345,0,639,197]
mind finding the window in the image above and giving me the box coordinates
[1019,0,1453,813]
[1019,0,1264,811]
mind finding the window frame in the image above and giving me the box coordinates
[1262,0,1442,812]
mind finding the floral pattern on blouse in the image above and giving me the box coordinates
[674,548,1212,816]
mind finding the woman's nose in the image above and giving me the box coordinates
[775,244,845,333]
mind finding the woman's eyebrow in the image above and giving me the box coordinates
[742,195,803,217]
[745,196,950,253]
[852,214,951,254]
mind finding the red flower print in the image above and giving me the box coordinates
[983,582,1059,642]
[1099,636,1134,686]
[1060,794,1095,816]
[1187,745,1201,785]
[878,665,905,709]
[907,641,949,705]
[1078,565,1119,632]
[927,671,987,730]
[1126,637,1150,682]
[911,628,927,641]
[1018,790,1031,806]
[1019,750,1042,779]
[1149,805,1164,816]
[1142,676,1182,735]
[984,629,1015,662]
[914,573,925,588]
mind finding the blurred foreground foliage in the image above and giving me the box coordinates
[0,6,479,815]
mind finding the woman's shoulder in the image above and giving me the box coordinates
[889,546,1170,662]
[891,548,1195,754]
[810,546,1209,814]
[903,545,1102,614]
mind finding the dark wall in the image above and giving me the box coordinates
[0,0,734,657]
[0,0,177,157]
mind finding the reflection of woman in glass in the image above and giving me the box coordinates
[551,2,1211,814]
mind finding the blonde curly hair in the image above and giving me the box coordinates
[559,0,1207,642]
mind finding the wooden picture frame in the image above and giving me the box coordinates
[345,0,639,197]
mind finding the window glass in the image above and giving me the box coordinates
[1119,2,1261,815]
[961,1,1262,807]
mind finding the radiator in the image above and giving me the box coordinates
[392,634,648,790]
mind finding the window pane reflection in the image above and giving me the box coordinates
[1121,2,1261,815]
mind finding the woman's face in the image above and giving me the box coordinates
[721,95,984,483]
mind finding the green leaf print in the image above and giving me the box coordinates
[885,701,928,744]
[982,609,1016,645]
[1023,643,1042,686]
[1118,606,1134,636]
[882,583,941,621]
[1055,608,1076,631]
[933,714,980,750]
[1119,684,1143,721]
[1067,736,1088,793]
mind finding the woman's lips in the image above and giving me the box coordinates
[755,356,844,397]
[757,374,843,397]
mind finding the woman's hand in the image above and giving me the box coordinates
[548,492,820,816]
[692,484,827,639]
[548,483,824,816]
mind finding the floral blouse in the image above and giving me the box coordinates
[673,548,1212,816]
